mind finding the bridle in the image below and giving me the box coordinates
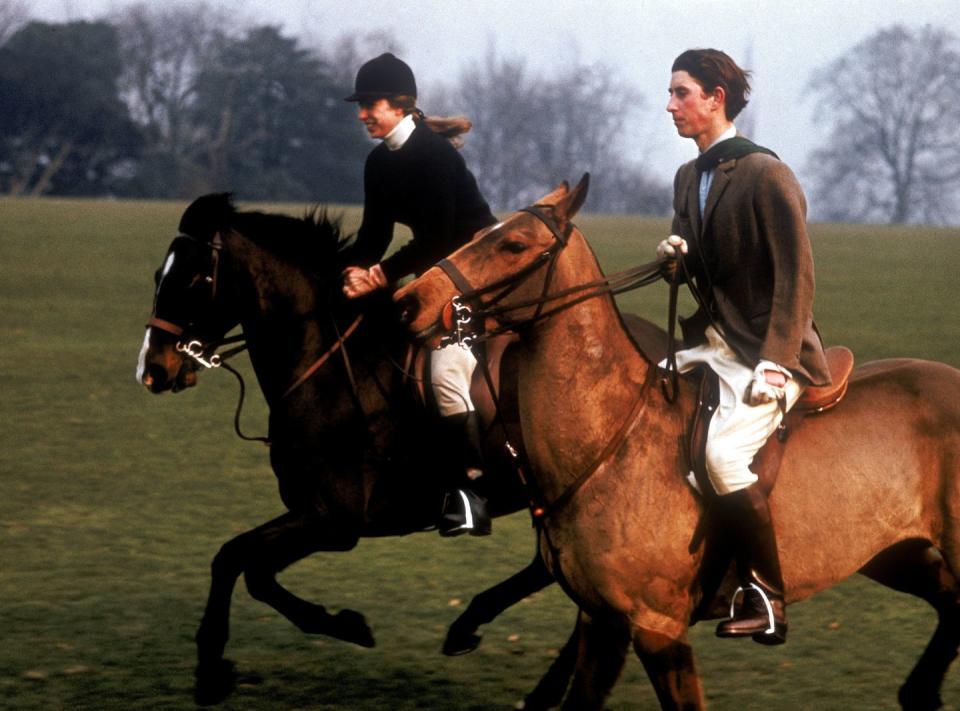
[146,232,247,368]
[145,231,367,443]
[428,203,683,523]
[435,204,667,348]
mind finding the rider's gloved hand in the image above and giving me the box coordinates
[657,234,688,258]
[342,264,388,298]
[657,234,688,283]
[746,360,790,405]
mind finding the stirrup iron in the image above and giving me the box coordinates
[728,582,776,635]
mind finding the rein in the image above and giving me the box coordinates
[444,203,676,522]
[437,206,667,346]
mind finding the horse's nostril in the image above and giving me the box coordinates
[146,364,170,392]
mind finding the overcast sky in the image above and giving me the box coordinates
[26,0,960,187]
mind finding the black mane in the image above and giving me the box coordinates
[179,193,352,278]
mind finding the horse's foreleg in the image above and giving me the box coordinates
[444,545,554,656]
[194,527,251,704]
[861,540,960,711]
[239,511,372,646]
[193,512,362,704]
[559,611,631,711]
[632,627,704,711]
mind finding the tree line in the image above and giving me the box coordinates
[1,1,958,224]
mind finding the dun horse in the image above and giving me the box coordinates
[137,194,565,703]
[395,175,960,710]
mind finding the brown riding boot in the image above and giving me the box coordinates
[715,484,788,645]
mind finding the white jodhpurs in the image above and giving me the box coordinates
[672,326,803,495]
[430,344,477,416]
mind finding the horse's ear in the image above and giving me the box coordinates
[179,193,235,240]
[554,173,590,224]
[537,180,571,206]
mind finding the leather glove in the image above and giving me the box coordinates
[342,264,388,298]
[745,360,790,405]
[657,234,688,283]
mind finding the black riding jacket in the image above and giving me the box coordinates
[350,122,496,282]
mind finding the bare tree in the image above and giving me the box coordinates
[440,43,669,213]
[807,24,960,225]
[325,31,403,90]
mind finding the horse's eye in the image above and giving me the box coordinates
[499,240,528,254]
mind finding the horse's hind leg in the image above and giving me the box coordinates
[444,545,554,656]
[194,511,363,704]
[558,611,631,711]
[522,615,580,710]
[860,539,960,711]
[633,626,704,710]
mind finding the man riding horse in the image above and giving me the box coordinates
[339,53,497,536]
[659,49,831,644]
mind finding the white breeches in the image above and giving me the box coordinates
[430,344,477,416]
[673,326,802,495]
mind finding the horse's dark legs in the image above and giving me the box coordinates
[860,539,960,711]
[444,545,554,655]
[633,626,704,710]
[522,616,580,710]
[194,511,363,704]
[558,611,631,711]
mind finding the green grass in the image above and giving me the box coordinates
[1,196,958,710]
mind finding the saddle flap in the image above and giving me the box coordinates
[796,346,854,414]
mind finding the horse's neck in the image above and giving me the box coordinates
[516,235,653,485]
[229,236,333,403]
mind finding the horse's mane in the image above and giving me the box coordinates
[179,193,353,279]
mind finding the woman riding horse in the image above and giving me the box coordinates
[340,52,496,536]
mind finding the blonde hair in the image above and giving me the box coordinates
[389,95,472,148]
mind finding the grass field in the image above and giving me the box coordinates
[1,196,958,710]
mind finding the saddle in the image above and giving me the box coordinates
[407,333,519,432]
[685,345,855,499]
[686,346,855,623]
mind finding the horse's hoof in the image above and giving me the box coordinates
[899,683,943,711]
[194,658,236,706]
[333,609,376,648]
[442,627,482,656]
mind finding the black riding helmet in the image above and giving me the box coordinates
[344,53,417,102]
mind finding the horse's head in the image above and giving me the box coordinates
[395,174,590,347]
[137,194,240,393]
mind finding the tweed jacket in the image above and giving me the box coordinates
[350,123,496,282]
[671,149,831,386]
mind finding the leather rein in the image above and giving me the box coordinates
[434,205,677,521]
[436,205,667,347]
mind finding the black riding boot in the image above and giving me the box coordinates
[715,483,787,645]
[438,411,492,537]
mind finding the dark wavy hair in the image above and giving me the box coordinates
[672,49,752,121]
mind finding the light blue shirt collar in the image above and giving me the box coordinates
[699,124,737,214]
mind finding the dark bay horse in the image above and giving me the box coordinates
[136,194,559,703]
[395,175,960,710]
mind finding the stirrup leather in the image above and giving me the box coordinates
[728,582,776,635]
